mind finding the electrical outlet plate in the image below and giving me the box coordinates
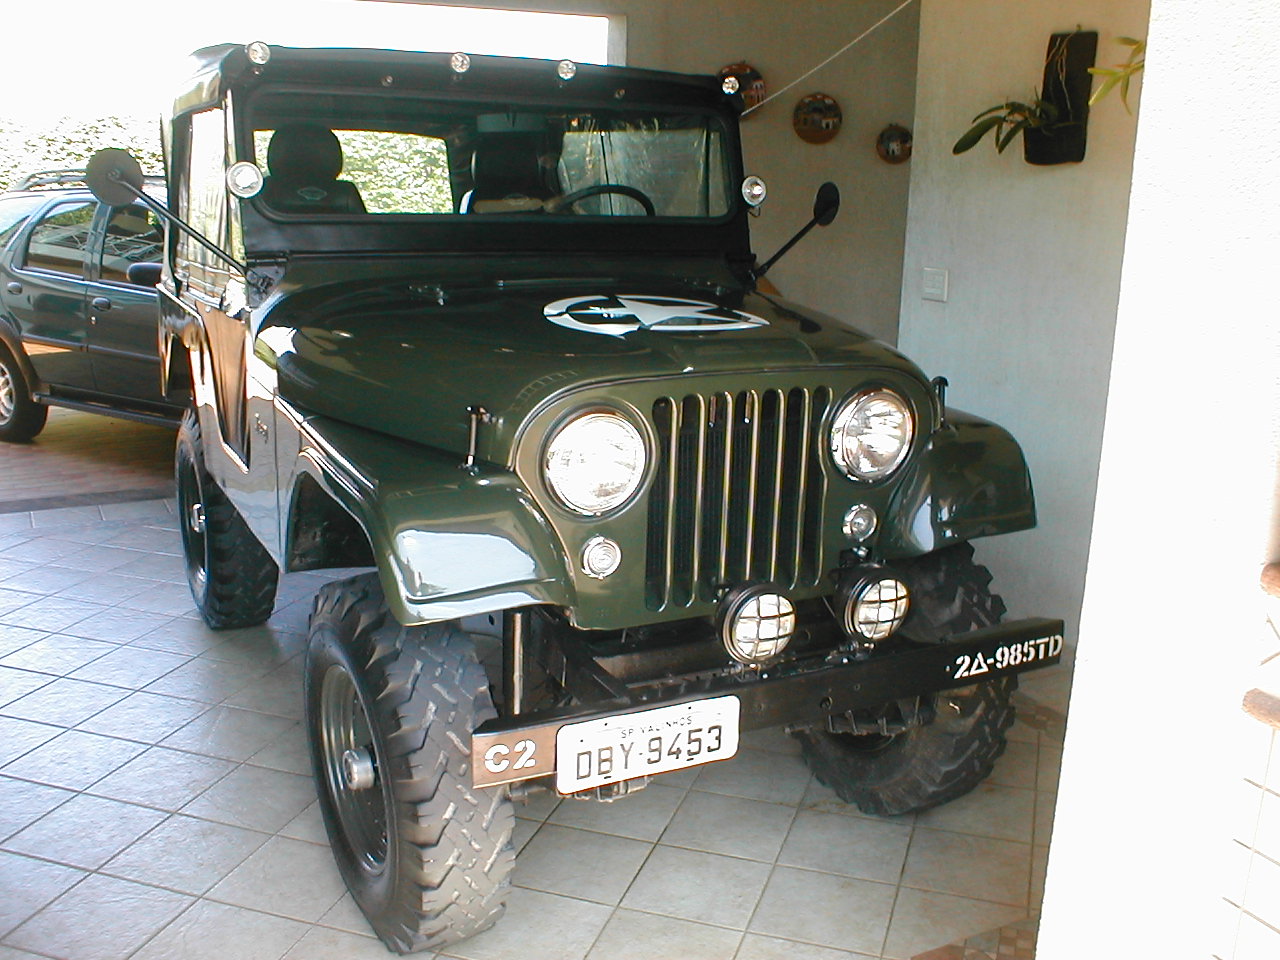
[922,267,948,302]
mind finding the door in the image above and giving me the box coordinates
[5,198,96,390]
[86,202,166,402]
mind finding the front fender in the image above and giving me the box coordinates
[289,412,572,625]
[879,408,1036,558]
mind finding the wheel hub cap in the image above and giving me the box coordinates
[188,502,206,534]
[0,364,14,421]
[341,748,376,790]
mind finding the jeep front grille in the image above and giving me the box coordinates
[645,387,831,610]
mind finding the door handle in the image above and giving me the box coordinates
[91,296,112,311]
[5,282,21,294]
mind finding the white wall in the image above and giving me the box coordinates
[898,0,1149,639]
[1037,1,1280,956]
[388,0,920,344]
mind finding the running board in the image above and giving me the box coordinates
[33,394,181,428]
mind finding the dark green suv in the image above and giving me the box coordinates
[89,43,1062,954]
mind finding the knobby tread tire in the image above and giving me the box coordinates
[0,343,48,443]
[795,542,1016,817]
[306,573,514,954]
[176,410,278,628]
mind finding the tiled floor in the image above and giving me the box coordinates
[0,500,1065,960]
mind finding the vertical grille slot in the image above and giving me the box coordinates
[646,386,831,610]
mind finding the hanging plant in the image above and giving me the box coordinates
[952,97,1061,154]
[1088,37,1145,112]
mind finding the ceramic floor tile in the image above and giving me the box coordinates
[143,657,272,704]
[661,789,796,862]
[880,887,1027,960]
[548,782,684,841]
[901,829,1031,906]
[511,816,541,854]
[278,800,329,845]
[440,886,612,960]
[222,659,306,719]
[282,926,399,960]
[0,776,74,841]
[693,747,811,805]
[777,808,912,884]
[2,792,165,869]
[0,850,86,938]
[1033,791,1058,845]
[1030,844,1049,906]
[54,571,155,606]
[181,763,318,833]
[76,691,209,743]
[102,813,271,895]
[749,865,896,956]
[0,625,44,659]
[90,745,237,810]
[248,722,311,775]
[512,786,562,822]
[316,893,372,936]
[987,738,1041,790]
[622,844,771,927]
[0,676,129,726]
[5,873,192,960]
[0,716,61,767]
[0,587,37,618]
[129,617,225,656]
[587,908,740,960]
[130,899,310,960]
[161,705,297,762]
[200,628,307,669]
[208,835,347,922]
[68,643,190,688]
[1,596,112,634]
[513,823,651,905]
[2,728,146,790]
[914,783,1036,843]
[739,724,803,756]
[0,667,52,709]
[0,634,115,674]
[1,565,93,596]
[1037,744,1063,793]
[735,933,875,960]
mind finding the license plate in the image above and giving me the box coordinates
[554,696,740,794]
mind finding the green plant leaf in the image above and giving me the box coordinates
[953,114,1005,154]
[1089,73,1122,105]
[1118,36,1141,46]
[971,104,1010,122]
[996,118,1028,153]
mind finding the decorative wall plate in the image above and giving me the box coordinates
[876,124,913,163]
[793,93,842,144]
[718,62,766,111]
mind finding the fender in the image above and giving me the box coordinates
[287,410,573,626]
[879,408,1036,558]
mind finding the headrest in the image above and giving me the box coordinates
[471,133,555,200]
[267,124,344,182]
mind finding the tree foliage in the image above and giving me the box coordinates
[0,115,163,190]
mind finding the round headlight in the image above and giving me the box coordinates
[544,411,646,515]
[830,389,914,481]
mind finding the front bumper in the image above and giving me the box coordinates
[471,615,1064,789]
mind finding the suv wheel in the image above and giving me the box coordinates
[0,344,48,443]
[175,409,278,628]
[306,573,514,954]
[794,543,1016,816]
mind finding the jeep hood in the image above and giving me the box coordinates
[259,266,926,462]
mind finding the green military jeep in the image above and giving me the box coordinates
[88,43,1062,954]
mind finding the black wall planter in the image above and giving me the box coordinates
[1024,30,1098,165]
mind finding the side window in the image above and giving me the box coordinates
[178,107,231,295]
[21,200,95,277]
[0,196,44,252]
[99,205,164,283]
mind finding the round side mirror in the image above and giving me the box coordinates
[86,148,144,207]
[813,181,840,226]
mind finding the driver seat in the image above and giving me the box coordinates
[261,124,366,215]
[461,134,558,214]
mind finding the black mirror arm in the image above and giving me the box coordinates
[754,217,820,280]
[108,172,248,276]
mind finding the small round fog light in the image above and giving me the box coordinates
[450,52,471,74]
[836,571,910,643]
[582,536,622,580]
[720,586,796,664]
[741,175,767,207]
[226,162,264,199]
[721,75,741,95]
[842,504,877,542]
[557,60,578,81]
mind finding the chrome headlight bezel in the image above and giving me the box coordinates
[542,409,647,516]
[829,388,915,482]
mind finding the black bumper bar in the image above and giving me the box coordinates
[472,616,1064,788]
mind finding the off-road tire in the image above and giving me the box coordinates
[0,343,47,443]
[305,573,515,954]
[795,542,1016,817]
[175,410,278,628]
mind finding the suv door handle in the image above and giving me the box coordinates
[5,282,21,294]
[91,296,112,311]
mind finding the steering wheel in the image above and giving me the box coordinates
[545,183,656,216]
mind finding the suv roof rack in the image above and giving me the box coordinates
[10,168,165,192]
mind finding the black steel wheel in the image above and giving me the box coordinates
[0,343,47,443]
[795,542,1016,816]
[175,409,278,628]
[305,573,514,954]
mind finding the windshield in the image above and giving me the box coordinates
[247,90,733,220]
